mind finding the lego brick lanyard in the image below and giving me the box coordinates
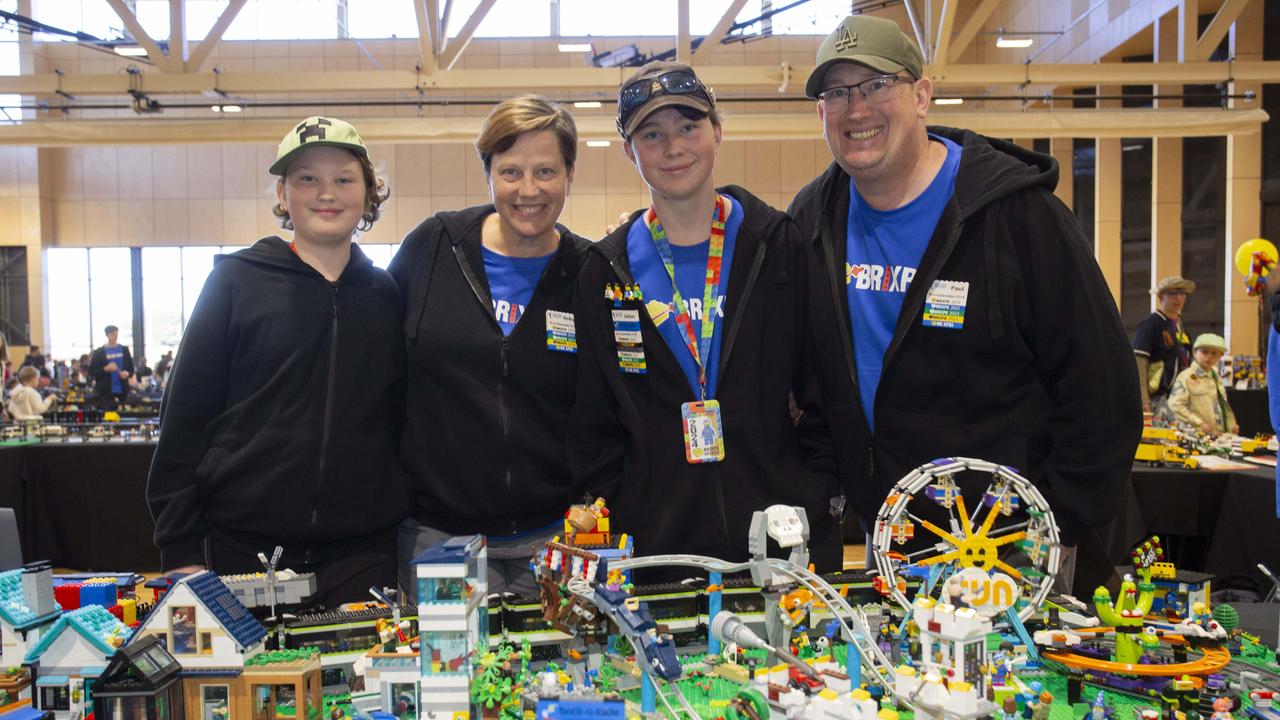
[646,193,728,464]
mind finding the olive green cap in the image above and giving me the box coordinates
[270,116,368,176]
[806,14,925,99]
[1193,333,1227,352]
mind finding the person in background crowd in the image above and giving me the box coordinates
[389,96,589,599]
[20,345,48,377]
[789,15,1141,590]
[8,366,54,420]
[1267,284,1280,519]
[89,325,134,407]
[147,116,407,607]
[568,61,842,575]
[1168,332,1238,436]
[0,332,11,386]
[1134,276,1195,420]
[155,350,174,387]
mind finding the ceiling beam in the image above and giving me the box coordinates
[947,0,1005,64]
[932,0,959,69]
[0,108,1265,147]
[168,0,186,72]
[691,0,749,66]
[413,0,437,74]
[1178,0,1199,62]
[676,0,692,63]
[186,0,249,73]
[901,0,929,62]
[4,60,1279,96]
[1196,0,1252,61]
[438,0,496,71]
[103,0,168,68]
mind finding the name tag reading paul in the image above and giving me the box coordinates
[922,279,970,330]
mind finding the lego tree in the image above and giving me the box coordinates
[1093,539,1160,664]
[1212,604,1239,633]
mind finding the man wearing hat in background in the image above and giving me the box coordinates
[789,14,1141,591]
[1168,332,1237,435]
[1133,276,1195,419]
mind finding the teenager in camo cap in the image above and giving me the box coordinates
[148,116,409,607]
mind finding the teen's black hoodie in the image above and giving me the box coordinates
[389,205,591,536]
[147,237,408,570]
[566,186,843,571]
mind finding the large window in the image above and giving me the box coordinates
[48,244,399,366]
[0,0,19,122]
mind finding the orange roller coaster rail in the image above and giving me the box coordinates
[1041,630,1231,682]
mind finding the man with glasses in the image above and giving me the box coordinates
[789,15,1141,591]
[1134,276,1196,419]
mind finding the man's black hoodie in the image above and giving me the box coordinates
[389,206,590,536]
[147,237,408,570]
[789,127,1142,545]
[567,186,843,570]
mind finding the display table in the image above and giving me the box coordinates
[1,440,159,571]
[1103,462,1280,592]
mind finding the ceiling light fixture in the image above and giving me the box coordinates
[996,36,1034,48]
[558,43,593,53]
[114,45,148,57]
[586,140,611,148]
[210,104,242,112]
[574,101,603,109]
[933,98,963,105]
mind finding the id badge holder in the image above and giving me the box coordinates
[681,399,725,463]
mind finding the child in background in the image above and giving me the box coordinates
[8,366,54,420]
[147,117,407,607]
[1168,332,1239,435]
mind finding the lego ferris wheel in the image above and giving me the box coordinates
[870,457,1061,622]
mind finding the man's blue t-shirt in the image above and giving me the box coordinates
[847,135,962,429]
[105,345,125,394]
[482,245,555,335]
[669,240,726,343]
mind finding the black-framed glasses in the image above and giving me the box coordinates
[617,71,712,128]
[818,74,910,109]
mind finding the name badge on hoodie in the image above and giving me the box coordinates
[922,279,969,329]
[545,310,577,353]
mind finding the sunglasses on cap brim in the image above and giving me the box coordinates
[616,70,712,133]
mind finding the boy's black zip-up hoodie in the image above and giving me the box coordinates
[389,205,590,536]
[789,127,1142,545]
[148,237,408,570]
[567,186,843,571]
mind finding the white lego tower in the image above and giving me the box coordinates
[414,535,488,719]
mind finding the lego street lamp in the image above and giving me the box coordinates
[257,545,285,647]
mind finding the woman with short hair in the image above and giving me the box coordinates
[389,95,590,598]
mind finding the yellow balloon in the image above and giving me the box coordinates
[1235,238,1277,276]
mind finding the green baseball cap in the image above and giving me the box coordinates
[1193,333,1227,352]
[806,15,925,99]
[270,116,369,176]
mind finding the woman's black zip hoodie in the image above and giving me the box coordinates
[148,237,408,570]
[566,186,843,570]
[389,205,591,536]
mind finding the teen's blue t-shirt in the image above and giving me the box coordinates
[482,245,555,335]
[847,135,962,430]
[105,345,125,394]
[668,241,726,342]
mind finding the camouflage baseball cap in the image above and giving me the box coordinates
[806,15,925,99]
[270,116,369,176]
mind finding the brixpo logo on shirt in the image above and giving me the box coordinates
[847,262,917,293]
[492,299,525,326]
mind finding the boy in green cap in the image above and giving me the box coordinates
[147,117,408,606]
[1168,332,1238,435]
